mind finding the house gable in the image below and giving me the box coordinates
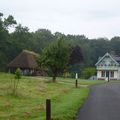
[95,53,119,66]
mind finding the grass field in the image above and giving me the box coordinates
[0,73,106,120]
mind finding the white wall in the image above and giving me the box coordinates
[97,70,119,80]
[109,71,118,80]
[117,68,120,80]
[97,71,106,80]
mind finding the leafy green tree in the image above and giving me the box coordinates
[39,38,70,82]
[110,37,120,56]
[12,68,22,95]
[9,24,32,59]
[82,67,96,79]
[54,32,65,39]
[4,15,17,29]
[11,24,31,49]
[15,68,22,80]
[31,29,55,52]
[0,13,17,71]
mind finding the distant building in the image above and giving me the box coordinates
[95,52,120,80]
[8,50,39,75]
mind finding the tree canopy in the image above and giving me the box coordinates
[39,38,70,82]
[69,45,83,65]
[1,12,120,75]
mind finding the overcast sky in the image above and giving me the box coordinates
[1,0,120,39]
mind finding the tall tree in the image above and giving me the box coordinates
[10,24,32,50]
[31,29,55,52]
[39,38,70,82]
[69,45,83,73]
[110,37,120,56]
[4,15,17,29]
[69,45,83,65]
[0,13,16,71]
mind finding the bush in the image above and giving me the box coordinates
[82,67,96,79]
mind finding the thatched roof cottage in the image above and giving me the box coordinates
[8,50,39,75]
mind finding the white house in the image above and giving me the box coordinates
[95,52,120,80]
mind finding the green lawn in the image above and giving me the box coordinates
[0,73,106,120]
[58,77,107,86]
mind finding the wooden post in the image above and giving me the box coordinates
[46,99,51,120]
[75,73,78,88]
[76,79,78,88]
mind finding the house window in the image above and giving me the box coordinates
[101,71,105,77]
[110,71,114,77]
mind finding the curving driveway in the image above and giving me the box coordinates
[76,83,120,120]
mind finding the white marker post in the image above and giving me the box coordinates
[75,73,78,88]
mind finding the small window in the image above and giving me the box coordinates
[101,71,105,77]
[110,71,114,77]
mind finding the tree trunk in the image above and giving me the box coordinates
[51,68,57,82]
[52,75,56,82]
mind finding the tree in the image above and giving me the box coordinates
[69,45,83,74]
[4,15,17,29]
[10,24,32,57]
[110,37,120,56]
[0,13,17,71]
[15,68,22,80]
[39,38,70,82]
[31,29,55,52]
[82,67,96,79]
[69,45,83,65]
[54,32,65,39]
[13,68,22,95]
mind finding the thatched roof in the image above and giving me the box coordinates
[8,50,39,69]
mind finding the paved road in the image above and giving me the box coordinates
[76,83,120,120]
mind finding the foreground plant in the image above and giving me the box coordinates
[12,68,22,95]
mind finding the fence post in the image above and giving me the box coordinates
[75,73,78,88]
[76,79,78,88]
[46,99,51,120]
